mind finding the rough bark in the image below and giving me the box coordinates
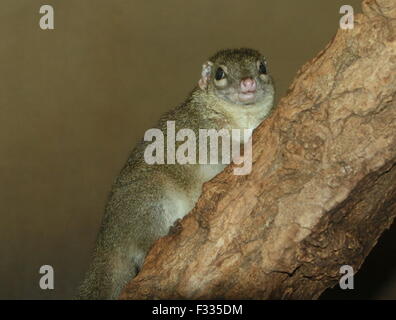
[120,0,396,300]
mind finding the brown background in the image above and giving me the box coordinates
[1,0,395,299]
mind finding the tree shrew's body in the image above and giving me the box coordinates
[78,48,275,299]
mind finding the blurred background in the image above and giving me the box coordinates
[1,0,395,299]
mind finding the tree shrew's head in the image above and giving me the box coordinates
[198,48,274,106]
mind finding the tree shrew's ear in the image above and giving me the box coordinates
[198,61,213,90]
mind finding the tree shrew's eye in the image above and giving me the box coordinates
[259,62,267,75]
[215,67,225,81]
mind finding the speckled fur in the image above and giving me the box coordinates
[78,48,275,299]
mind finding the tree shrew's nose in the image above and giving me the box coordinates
[240,78,256,92]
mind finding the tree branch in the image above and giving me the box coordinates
[120,0,396,299]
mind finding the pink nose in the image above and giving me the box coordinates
[240,78,256,92]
